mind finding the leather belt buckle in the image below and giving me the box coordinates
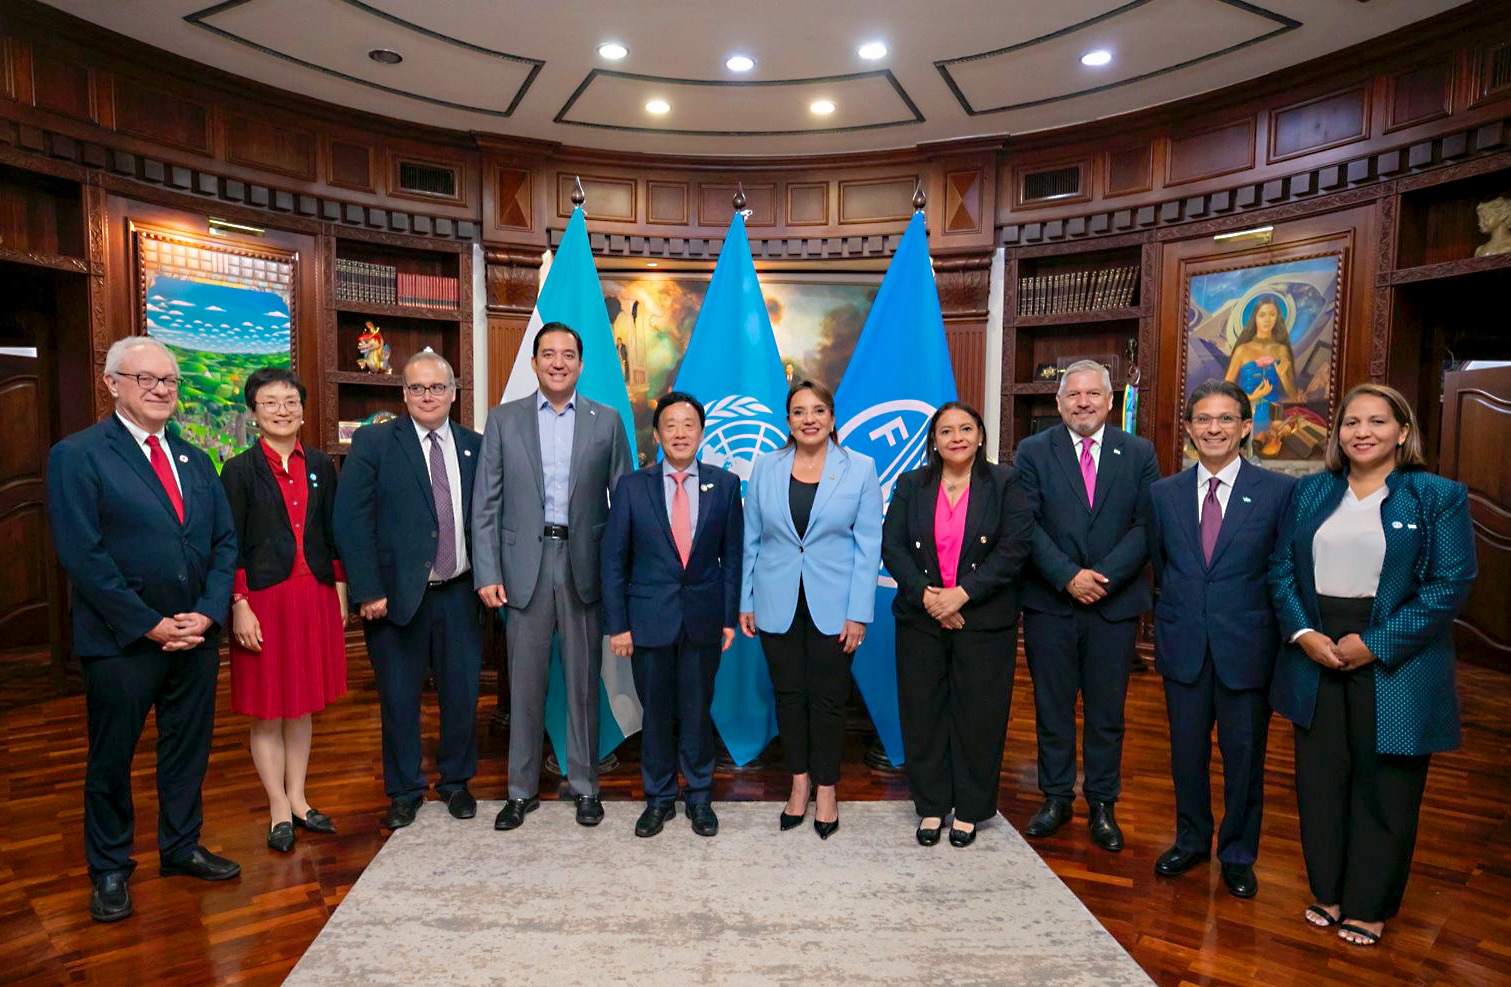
[543,524,569,539]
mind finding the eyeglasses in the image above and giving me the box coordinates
[113,372,180,391]
[1191,414,1243,427]
[255,399,303,412]
[405,382,453,397]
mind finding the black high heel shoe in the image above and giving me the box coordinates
[814,817,839,840]
[779,788,814,831]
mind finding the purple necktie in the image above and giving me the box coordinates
[1200,476,1223,565]
[1078,436,1096,507]
[428,431,456,580]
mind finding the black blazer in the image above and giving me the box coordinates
[881,462,1035,634]
[221,442,341,591]
[1013,424,1159,621]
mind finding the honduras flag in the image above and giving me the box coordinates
[834,211,957,766]
[673,211,787,765]
[501,206,642,760]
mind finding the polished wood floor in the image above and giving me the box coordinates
[2,652,1509,986]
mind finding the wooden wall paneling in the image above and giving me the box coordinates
[1268,85,1371,164]
[1166,117,1257,187]
[111,75,211,157]
[483,247,541,403]
[28,38,91,124]
[487,316,527,407]
[4,34,32,105]
[647,180,688,225]
[786,181,827,225]
[1466,38,1511,111]
[1105,144,1154,197]
[699,182,774,227]
[557,172,635,221]
[838,175,916,224]
[492,165,533,231]
[224,113,316,182]
[1386,58,1455,133]
[328,139,374,193]
[942,169,982,234]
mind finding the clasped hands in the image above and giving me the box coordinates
[922,585,969,631]
[1065,568,1110,605]
[1298,630,1376,670]
[147,612,213,651]
[611,627,738,658]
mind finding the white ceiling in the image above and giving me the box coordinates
[44,0,1470,156]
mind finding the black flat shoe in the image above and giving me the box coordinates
[494,796,540,831]
[89,872,132,923]
[688,803,719,838]
[948,825,977,848]
[380,797,422,830]
[814,818,839,840]
[442,788,477,820]
[1024,798,1072,838]
[634,803,676,838]
[291,809,336,834]
[267,821,295,853]
[575,795,605,827]
[916,820,944,846]
[160,846,241,881]
[1087,801,1124,852]
[1154,845,1210,877]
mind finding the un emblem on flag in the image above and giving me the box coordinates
[698,395,787,491]
[838,399,938,510]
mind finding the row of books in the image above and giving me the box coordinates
[335,258,459,309]
[1017,265,1138,316]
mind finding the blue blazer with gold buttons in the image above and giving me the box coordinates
[1268,467,1477,755]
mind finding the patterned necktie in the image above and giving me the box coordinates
[670,471,692,567]
[1201,476,1223,565]
[144,435,184,523]
[428,431,456,580]
[1078,436,1096,507]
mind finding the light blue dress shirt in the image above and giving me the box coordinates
[662,459,699,533]
[537,391,576,526]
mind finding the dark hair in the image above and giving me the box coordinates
[1233,295,1293,349]
[244,366,307,410]
[1184,379,1252,421]
[532,321,583,358]
[653,390,705,429]
[782,379,839,449]
[1324,383,1429,472]
[923,401,989,480]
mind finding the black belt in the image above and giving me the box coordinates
[543,523,569,539]
[427,572,470,589]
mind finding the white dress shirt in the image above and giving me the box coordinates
[116,411,182,492]
[413,418,469,576]
[1068,424,1105,472]
[1196,456,1244,520]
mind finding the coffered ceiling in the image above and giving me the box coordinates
[42,0,1470,156]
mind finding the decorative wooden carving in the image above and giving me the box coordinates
[484,248,542,316]
[943,170,981,234]
[1370,283,1391,380]
[934,255,992,320]
[494,167,532,230]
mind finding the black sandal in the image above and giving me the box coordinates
[1304,904,1340,928]
[1338,922,1381,946]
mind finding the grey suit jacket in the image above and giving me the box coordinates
[470,391,631,608]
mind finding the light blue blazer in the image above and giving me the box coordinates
[741,442,883,635]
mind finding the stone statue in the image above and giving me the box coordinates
[1475,196,1511,257]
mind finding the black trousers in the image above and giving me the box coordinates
[1163,654,1271,865]
[1022,607,1136,804]
[364,577,482,801]
[896,621,1017,824]
[1295,595,1431,922]
[760,588,850,786]
[632,633,721,807]
[82,644,219,878]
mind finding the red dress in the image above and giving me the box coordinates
[229,441,348,719]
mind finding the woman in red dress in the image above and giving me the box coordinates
[220,368,347,852]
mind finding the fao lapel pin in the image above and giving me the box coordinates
[178,454,189,463]
[700,482,714,492]
[309,471,319,487]
[464,449,473,457]
[1392,521,1403,529]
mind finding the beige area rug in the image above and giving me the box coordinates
[284,801,1153,986]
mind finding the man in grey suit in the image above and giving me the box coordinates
[473,321,631,829]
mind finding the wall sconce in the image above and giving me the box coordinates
[1212,225,1273,245]
[208,217,265,237]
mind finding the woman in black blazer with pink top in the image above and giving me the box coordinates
[882,402,1035,847]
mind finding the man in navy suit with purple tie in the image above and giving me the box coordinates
[1149,379,1295,899]
[601,391,742,839]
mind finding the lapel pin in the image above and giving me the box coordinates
[1392,521,1403,529]
[700,483,714,492]
[980,535,988,544]
[464,449,472,457]
[178,454,189,463]
[1407,523,1418,529]
[915,540,922,549]
[1112,447,1122,455]
[1241,496,1252,503]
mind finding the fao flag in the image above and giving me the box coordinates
[835,210,957,766]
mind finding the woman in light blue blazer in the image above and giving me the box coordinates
[740,380,882,838]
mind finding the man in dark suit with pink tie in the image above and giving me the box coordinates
[47,336,240,923]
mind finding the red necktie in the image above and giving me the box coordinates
[145,435,185,523]
[670,471,692,567]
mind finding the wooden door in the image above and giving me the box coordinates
[0,352,59,654]
[1439,366,1511,671]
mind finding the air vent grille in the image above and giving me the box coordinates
[397,160,458,199]
[1022,165,1082,202]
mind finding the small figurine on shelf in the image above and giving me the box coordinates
[1475,197,1511,257]
[356,321,393,374]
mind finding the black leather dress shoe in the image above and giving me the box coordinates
[495,796,540,830]
[443,788,477,820]
[1024,798,1072,838]
[1154,845,1210,877]
[575,795,605,827]
[1088,801,1124,852]
[1222,863,1259,899]
[89,872,132,923]
[159,846,241,881]
[291,809,336,834]
[380,797,422,830]
[267,822,295,853]
[634,803,676,838]
[688,803,719,837]
[916,820,944,846]
[948,825,978,848]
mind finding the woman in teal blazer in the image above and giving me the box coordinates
[1269,383,1476,948]
[740,380,882,838]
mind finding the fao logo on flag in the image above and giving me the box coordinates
[838,399,938,510]
[698,395,787,492]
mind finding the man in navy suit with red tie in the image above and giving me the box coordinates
[601,391,742,838]
[47,336,240,923]
[1149,379,1294,898]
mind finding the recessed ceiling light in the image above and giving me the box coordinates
[1081,49,1113,67]
[726,54,755,72]
[368,48,403,65]
[857,41,887,60]
[645,99,671,115]
[598,42,628,60]
[810,99,836,116]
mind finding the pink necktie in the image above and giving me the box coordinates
[145,435,185,523]
[670,471,692,567]
[1078,436,1096,507]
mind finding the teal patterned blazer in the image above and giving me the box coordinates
[1268,467,1477,755]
